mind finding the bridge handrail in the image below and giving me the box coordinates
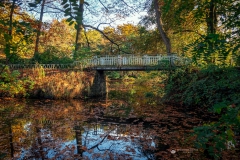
[74,54,185,67]
[3,54,189,69]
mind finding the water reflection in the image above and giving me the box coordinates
[0,97,157,160]
[1,80,228,159]
[78,122,155,160]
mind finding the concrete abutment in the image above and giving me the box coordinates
[89,70,107,97]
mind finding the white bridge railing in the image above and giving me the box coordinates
[5,55,189,69]
[74,55,187,68]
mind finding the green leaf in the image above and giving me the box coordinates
[226,129,234,141]
[63,4,70,9]
[61,0,67,5]
[84,2,90,6]
[72,2,78,7]
[66,17,73,22]
[74,24,78,30]
[28,3,37,7]
[72,7,79,10]
[65,8,71,13]
[213,102,227,114]
[69,21,74,26]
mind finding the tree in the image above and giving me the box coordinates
[41,19,75,57]
[61,0,147,56]
[181,0,240,64]
[0,0,35,63]
[153,0,171,54]
[31,0,46,58]
[74,0,84,54]
[101,24,163,54]
[28,0,62,59]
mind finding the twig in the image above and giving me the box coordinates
[98,0,109,12]
[84,24,131,54]
[88,130,113,150]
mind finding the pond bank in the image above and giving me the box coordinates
[0,66,239,159]
[0,67,94,99]
[163,65,240,159]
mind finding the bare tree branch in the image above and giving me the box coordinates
[83,27,90,48]
[97,23,112,29]
[84,24,131,54]
[98,0,109,12]
[120,0,138,13]
[88,130,113,150]
[173,30,204,38]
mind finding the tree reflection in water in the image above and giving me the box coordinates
[0,99,157,160]
[0,80,211,159]
[76,121,156,159]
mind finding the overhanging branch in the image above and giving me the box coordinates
[173,30,204,38]
[84,24,131,54]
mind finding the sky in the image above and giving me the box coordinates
[41,11,147,30]
[33,0,149,29]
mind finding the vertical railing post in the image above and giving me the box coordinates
[143,55,146,66]
[100,57,103,65]
[123,56,126,65]
[93,56,97,67]
[118,55,122,66]
[146,55,149,65]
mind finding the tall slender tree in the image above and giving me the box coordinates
[29,0,63,59]
[74,0,84,57]
[34,0,46,58]
[153,0,171,54]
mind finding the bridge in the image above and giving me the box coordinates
[4,54,189,97]
[74,54,188,71]
[6,54,189,70]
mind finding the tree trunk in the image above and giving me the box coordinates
[206,0,217,34]
[9,0,16,36]
[5,0,16,60]
[34,0,46,58]
[74,0,84,59]
[9,123,14,158]
[153,0,171,55]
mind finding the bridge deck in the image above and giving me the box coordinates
[92,66,173,71]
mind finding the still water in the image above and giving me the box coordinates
[0,81,199,159]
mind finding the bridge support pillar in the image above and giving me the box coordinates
[89,70,107,97]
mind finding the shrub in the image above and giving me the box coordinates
[0,67,34,97]
[164,65,240,158]
[107,71,121,79]
[33,46,74,64]
[30,70,92,99]
[164,65,240,107]
[193,103,240,159]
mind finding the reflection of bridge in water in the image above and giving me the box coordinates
[6,55,190,97]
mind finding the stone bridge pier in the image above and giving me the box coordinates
[89,70,107,97]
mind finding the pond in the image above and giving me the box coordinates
[0,80,202,159]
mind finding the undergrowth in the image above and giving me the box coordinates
[0,67,34,97]
[0,67,93,99]
[164,65,240,159]
[29,69,93,99]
